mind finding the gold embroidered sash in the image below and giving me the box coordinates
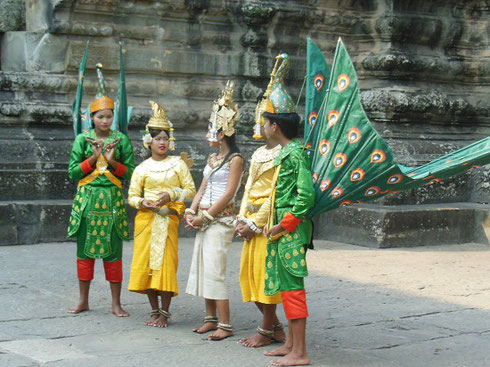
[78,155,122,189]
[149,212,170,271]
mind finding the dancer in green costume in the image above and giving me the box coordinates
[257,54,315,367]
[67,47,135,317]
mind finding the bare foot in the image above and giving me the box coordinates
[273,328,286,343]
[208,328,233,341]
[264,344,292,357]
[68,302,89,314]
[144,314,159,326]
[152,315,168,328]
[193,322,217,334]
[240,332,271,348]
[112,304,129,317]
[270,351,310,366]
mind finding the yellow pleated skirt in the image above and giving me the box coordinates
[239,230,282,305]
[128,210,180,296]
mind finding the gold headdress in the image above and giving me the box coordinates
[253,54,295,140]
[142,101,175,150]
[208,80,239,142]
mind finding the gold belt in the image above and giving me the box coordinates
[199,203,235,218]
[246,202,262,214]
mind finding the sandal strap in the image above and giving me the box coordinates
[159,308,171,318]
[217,322,233,332]
[256,326,274,338]
[150,309,160,316]
[203,315,219,323]
[272,322,284,331]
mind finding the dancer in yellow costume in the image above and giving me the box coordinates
[128,101,196,328]
[236,67,285,347]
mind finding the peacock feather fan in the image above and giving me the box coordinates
[305,38,490,217]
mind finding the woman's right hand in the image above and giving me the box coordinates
[184,214,197,230]
[86,137,103,165]
[141,199,158,211]
[237,223,254,241]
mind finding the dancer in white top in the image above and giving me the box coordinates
[185,81,244,341]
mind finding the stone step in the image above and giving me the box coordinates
[3,200,489,247]
[0,200,197,246]
[314,202,490,248]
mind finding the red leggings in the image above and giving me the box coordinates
[281,289,309,320]
[77,258,123,283]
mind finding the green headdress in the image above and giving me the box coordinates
[90,63,114,113]
[254,53,295,139]
[72,42,131,135]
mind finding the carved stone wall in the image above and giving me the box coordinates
[1,0,489,245]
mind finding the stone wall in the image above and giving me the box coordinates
[0,0,489,246]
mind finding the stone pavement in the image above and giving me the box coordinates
[1,239,490,367]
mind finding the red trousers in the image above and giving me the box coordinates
[77,258,123,283]
[281,289,309,320]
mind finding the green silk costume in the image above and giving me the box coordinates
[264,140,316,296]
[67,129,135,260]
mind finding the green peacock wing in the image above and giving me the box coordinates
[304,38,330,149]
[306,38,490,218]
[113,42,131,134]
[72,41,89,136]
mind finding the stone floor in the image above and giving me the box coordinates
[1,239,490,367]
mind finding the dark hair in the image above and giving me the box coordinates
[149,128,169,139]
[211,130,241,175]
[263,112,300,140]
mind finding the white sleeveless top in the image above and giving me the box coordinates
[201,164,230,206]
[200,153,242,208]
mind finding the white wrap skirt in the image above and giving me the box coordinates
[186,221,235,299]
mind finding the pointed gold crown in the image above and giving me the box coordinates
[209,80,239,137]
[145,100,176,150]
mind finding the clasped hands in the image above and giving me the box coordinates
[85,137,120,167]
[184,212,202,230]
[235,219,285,242]
[235,220,255,241]
[140,191,171,212]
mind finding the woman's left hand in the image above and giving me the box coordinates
[104,139,120,165]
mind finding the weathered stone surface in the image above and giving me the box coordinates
[1,32,69,73]
[0,204,18,246]
[0,0,25,32]
[2,240,490,365]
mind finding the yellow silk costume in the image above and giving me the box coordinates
[128,156,196,295]
[239,145,282,304]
